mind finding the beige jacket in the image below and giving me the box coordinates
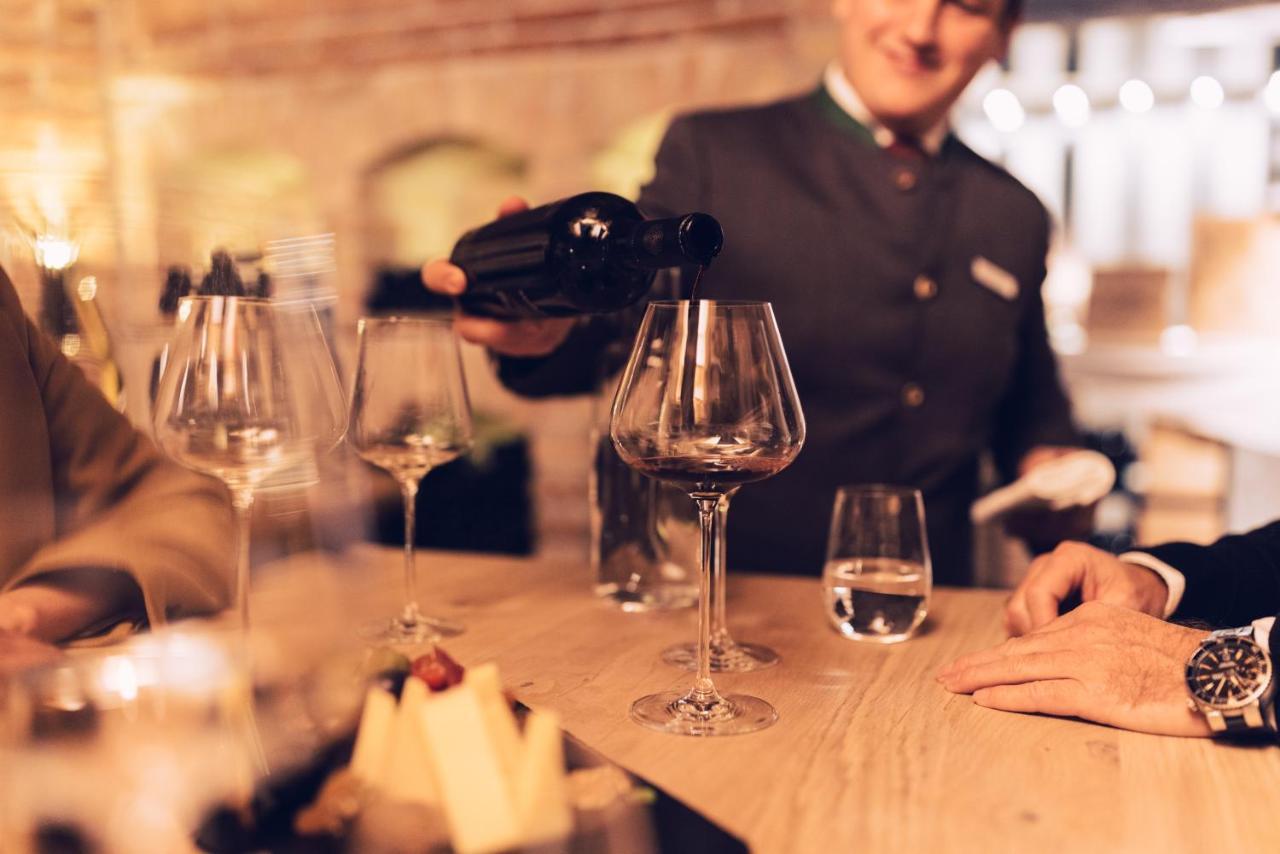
[0,267,233,629]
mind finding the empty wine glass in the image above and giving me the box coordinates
[153,296,346,628]
[348,316,474,644]
[611,300,805,736]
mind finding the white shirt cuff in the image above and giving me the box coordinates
[1118,552,1185,618]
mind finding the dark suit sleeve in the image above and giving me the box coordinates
[1141,521,1280,627]
[989,205,1080,482]
[494,315,632,398]
[494,115,705,398]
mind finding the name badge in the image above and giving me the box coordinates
[971,256,1019,301]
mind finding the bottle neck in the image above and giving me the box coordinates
[619,213,723,270]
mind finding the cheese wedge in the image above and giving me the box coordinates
[466,663,524,782]
[349,686,396,784]
[416,682,522,853]
[513,709,572,845]
[381,677,440,805]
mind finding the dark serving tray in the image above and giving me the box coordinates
[194,702,748,854]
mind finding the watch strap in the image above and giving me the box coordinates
[1225,712,1260,733]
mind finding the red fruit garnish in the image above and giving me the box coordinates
[410,646,466,692]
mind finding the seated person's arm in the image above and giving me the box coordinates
[0,568,141,642]
[1,286,235,640]
[1005,520,1280,636]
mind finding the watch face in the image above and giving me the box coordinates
[1185,637,1273,710]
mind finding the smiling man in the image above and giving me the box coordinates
[426,0,1083,584]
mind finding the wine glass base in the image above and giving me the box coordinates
[630,691,777,736]
[359,614,465,646]
[662,639,780,672]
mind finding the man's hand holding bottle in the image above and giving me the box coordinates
[421,196,577,357]
[423,191,721,355]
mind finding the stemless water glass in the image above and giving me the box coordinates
[823,485,932,643]
[348,316,474,644]
[611,300,805,736]
[153,296,347,628]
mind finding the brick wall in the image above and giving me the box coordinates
[2,0,839,559]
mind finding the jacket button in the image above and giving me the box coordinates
[902,383,925,408]
[913,275,937,301]
[894,169,918,192]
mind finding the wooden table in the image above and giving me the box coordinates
[254,547,1280,854]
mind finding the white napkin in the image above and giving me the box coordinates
[970,449,1115,524]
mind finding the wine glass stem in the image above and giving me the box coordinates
[692,495,723,700]
[710,492,733,642]
[231,487,254,629]
[399,475,423,624]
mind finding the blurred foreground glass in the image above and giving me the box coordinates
[0,631,254,854]
[823,486,932,643]
[611,300,804,736]
[348,316,474,644]
[152,296,347,628]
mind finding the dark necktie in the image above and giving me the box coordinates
[886,133,927,162]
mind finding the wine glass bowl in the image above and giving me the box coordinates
[152,296,346,627]
[348,316,474,644]
[611,300,804,736]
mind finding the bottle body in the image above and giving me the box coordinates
[450,192,721,319]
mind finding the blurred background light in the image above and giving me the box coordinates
[1190,75,1225,109]
[983,88,1027,132]
[1053,83,1092,128]
[1264,70,1280,115]
[1119,79,1156,113]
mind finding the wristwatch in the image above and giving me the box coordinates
[1184,625,1274,734]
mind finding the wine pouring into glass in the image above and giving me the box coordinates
[348,316,474,644]
[611,300,804,736]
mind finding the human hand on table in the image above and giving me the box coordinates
[421,196,576,357]
[938,602,1211,737]
[1004,541,1170,637]
[0,591,63,676]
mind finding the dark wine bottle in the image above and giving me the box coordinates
[449,191,723,319]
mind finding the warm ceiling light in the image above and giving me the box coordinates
[34,235,78,271]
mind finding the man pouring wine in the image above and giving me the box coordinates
[425,0,1086,586]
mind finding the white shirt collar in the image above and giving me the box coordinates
[822,61,949,156]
